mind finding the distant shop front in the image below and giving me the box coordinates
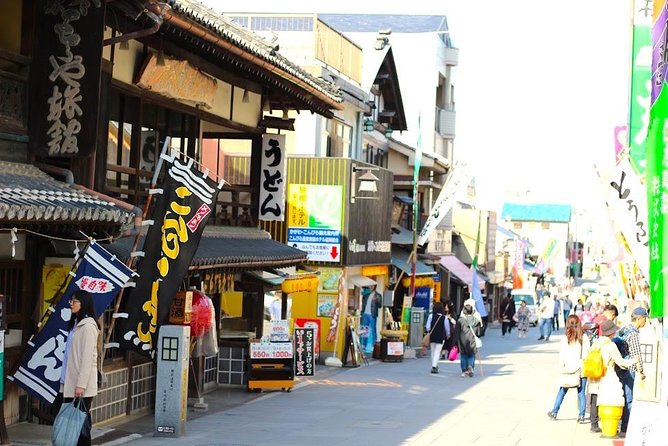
[262,157,393,363]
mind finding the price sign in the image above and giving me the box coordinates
[249,342,293,359]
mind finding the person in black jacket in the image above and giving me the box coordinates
[424,301,449,374]
[455,302,482,377]
[500,294,517,336]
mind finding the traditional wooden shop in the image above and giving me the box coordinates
[261,156,394,363]
[0,0,343,428]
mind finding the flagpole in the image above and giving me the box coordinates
[102,137,171,358]
[410,115,423,301]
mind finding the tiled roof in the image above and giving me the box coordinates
[104,226,308,270]
[319,14,448,34]
[0,162,135,225]
[166,0,343,104]
[501,203,572,223]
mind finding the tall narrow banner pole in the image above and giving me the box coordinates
[102,137,171,358]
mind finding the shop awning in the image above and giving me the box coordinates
[439,255,475,285]
[391,249,436,276]
[347,274,377,288]
[391,225,413,246]
[104,226,307,270]
[0,161,134,227]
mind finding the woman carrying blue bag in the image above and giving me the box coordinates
[53,290,99,446]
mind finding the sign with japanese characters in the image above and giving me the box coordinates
[29,0,105,157]
[119,156,221,358]
[259,134,287,221]
[287,184,343,262]
[9,242,135,404]
[294,328,315,376]
[607,159,649,277]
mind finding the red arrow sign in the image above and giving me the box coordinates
[330,246,338,259]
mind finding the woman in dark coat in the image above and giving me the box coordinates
[443,301,457,355]
[455,302,482,377]
[425,301,449,374]
[500,294,516,336]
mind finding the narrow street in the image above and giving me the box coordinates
[123,325,614,446]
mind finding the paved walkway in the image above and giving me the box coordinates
[7,325,623,446]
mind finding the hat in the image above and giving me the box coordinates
[463,298,476,308]
[600,319,619,337]
[584,301,593,309]
[632,306,648,317]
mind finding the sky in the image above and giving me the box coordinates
[202,0,632,213]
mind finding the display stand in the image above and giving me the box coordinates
[342,317,368,367]
[247,341,294,392]
[247,321,294,392]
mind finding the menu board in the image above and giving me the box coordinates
[294,328,315,377]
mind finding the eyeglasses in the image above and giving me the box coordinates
[69,299,80,305]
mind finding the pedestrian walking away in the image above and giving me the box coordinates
[55,290,100,446]
[585,319,636,435]
[455,300,482,377]
[547,315,590,423]
[441,302,457,359]
[552,295,561,331]
[500,294,516,336]
[612,306,648,437]
[424,301,449,374]
[562,295,573,324]
[516,300,530,338]
[538,292,555,341]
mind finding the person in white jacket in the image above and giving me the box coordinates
[58,290,100,446]
[547,315,590,423]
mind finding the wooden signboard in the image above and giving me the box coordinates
[29,0,105,157]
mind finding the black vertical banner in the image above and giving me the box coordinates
[294,328,315,376]
[120,157,220,358]
[29,0,104,157]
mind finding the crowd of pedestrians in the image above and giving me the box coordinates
[543,292,649,440]
[421,286,650,440]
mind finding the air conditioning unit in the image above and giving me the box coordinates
[437,108,456,138]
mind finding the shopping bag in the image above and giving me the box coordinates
[474,334,483,349]
[448,345,459,361]
[421,333,430,348]
[52,398,87,446]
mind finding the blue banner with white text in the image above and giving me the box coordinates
[9,242,135,404]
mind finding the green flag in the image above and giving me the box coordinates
[646,84,668,318]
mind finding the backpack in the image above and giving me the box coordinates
[582,346,606,379]
[612,326,631,358]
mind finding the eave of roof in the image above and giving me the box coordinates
[0,162,134,228]
[105,226,308,270]
[160,1,344,111]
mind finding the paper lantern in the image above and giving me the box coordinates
[189,290,214,337]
